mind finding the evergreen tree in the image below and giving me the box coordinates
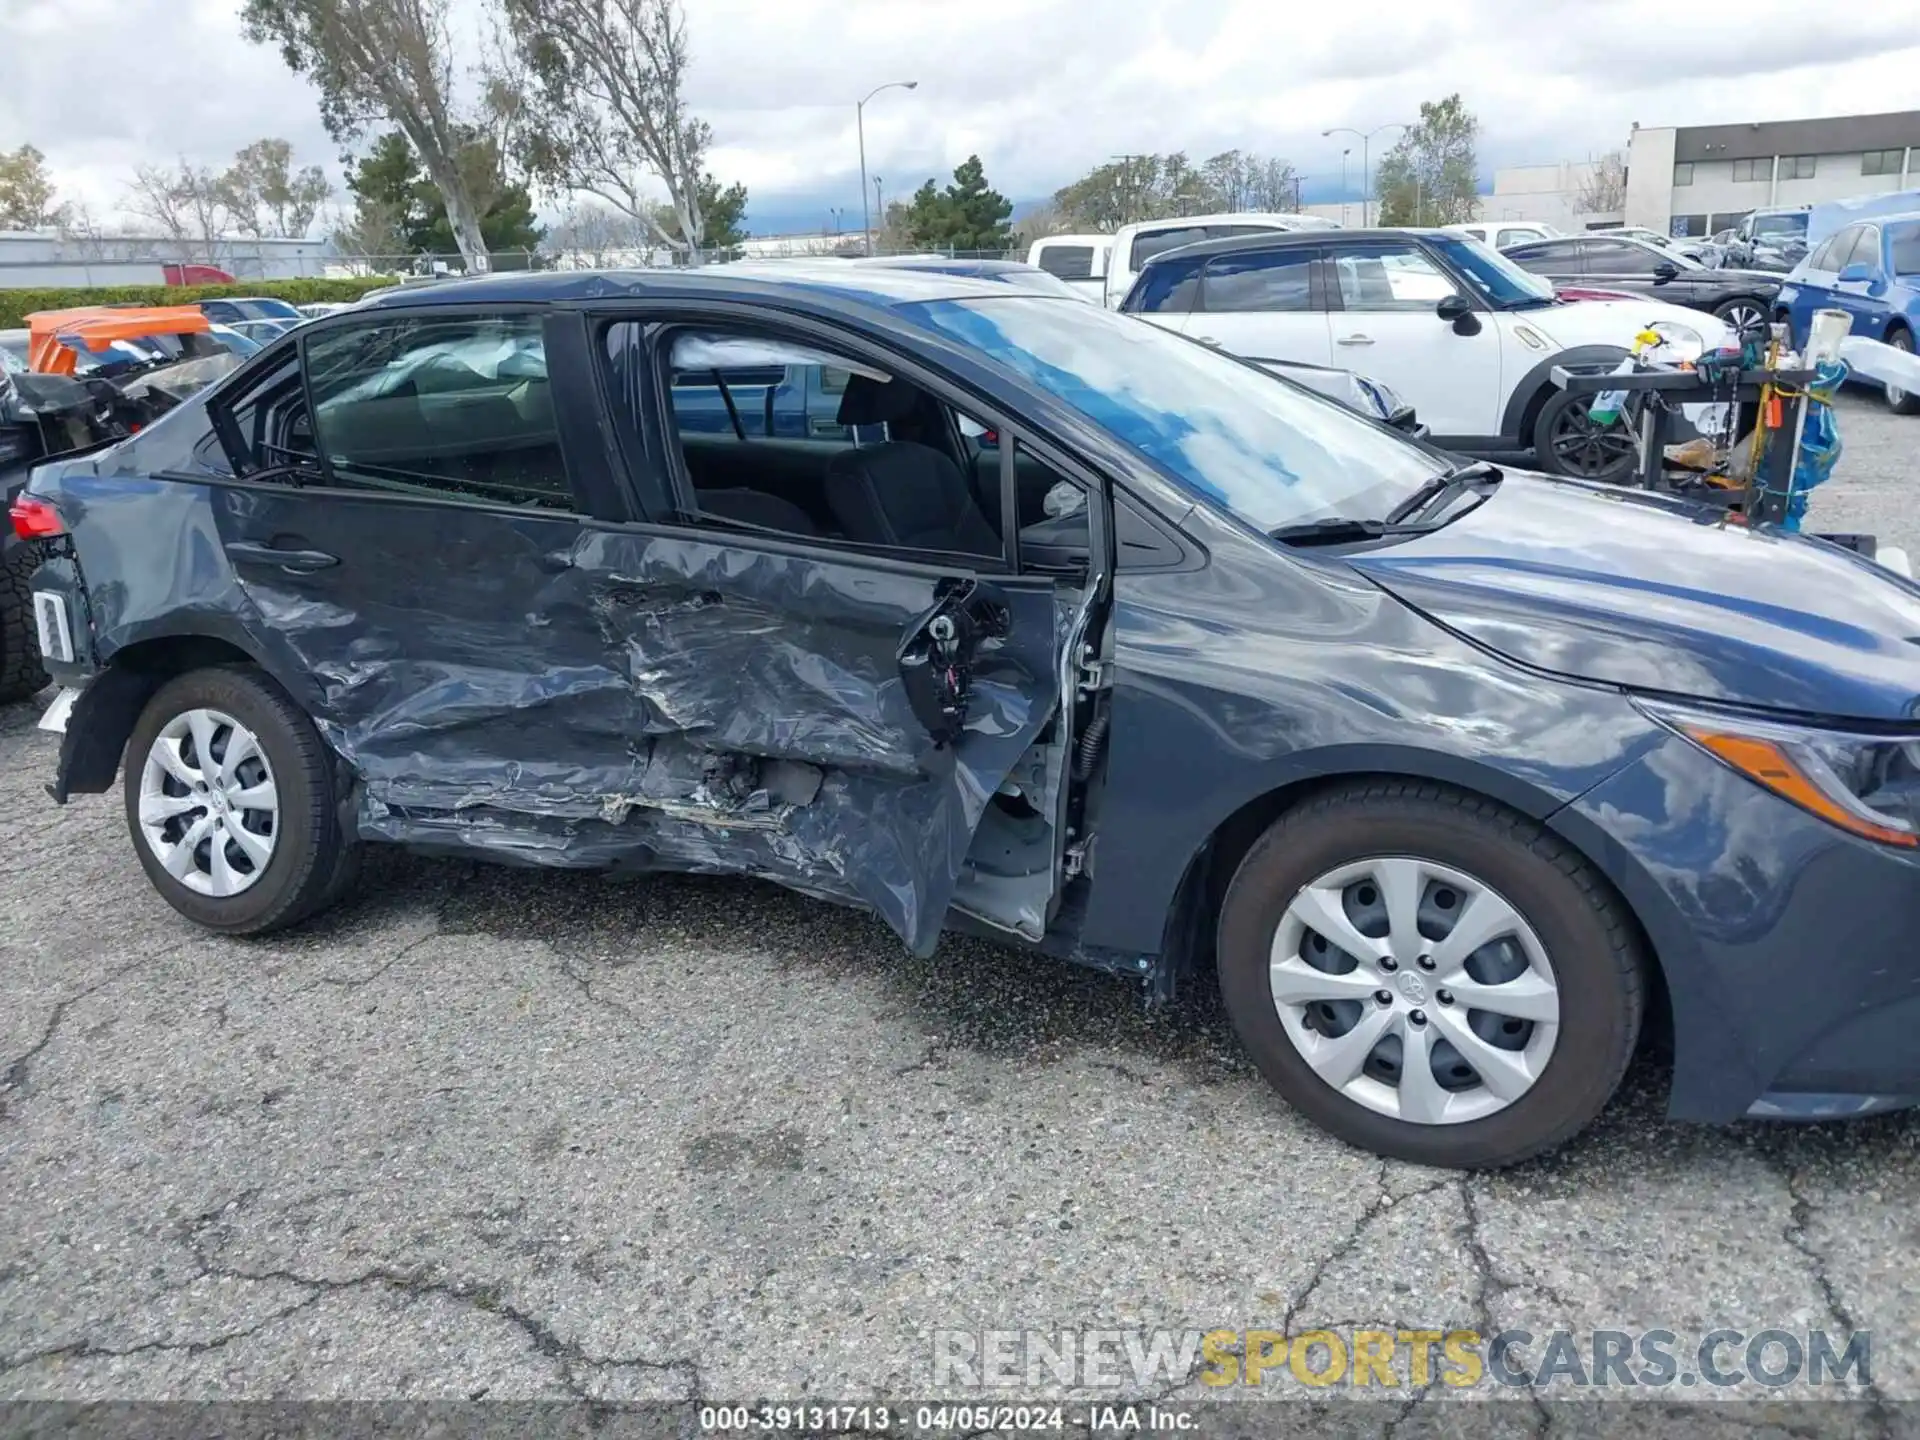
[902,156,1013,253]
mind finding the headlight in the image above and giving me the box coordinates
[1640,699,1920,848]
[1359,377,1407,422]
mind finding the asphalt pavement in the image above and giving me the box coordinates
[3,392,1918,1430]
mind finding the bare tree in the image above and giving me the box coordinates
[241,0,493,269]
[498,0,710,253]
[324,198,409,273]
[547,200,649,267]
[127,161,233,265]
[1577,150,1628,215]
[220,138,332,237]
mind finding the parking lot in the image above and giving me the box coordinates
[2,392,1917,1420]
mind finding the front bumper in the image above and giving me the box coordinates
[1552,732,1920,1123]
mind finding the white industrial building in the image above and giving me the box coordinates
[1624,110,1920,237]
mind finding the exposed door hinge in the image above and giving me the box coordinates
[1062,838,1088,879]
[1077,644,1110,694]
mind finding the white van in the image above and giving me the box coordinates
[1103,212,1338,308]
[1446,221,1560,249]
[1026,234,1111,301]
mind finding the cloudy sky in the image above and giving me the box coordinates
[4,0,1919,234]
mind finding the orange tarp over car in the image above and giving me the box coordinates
[24,306,211,376]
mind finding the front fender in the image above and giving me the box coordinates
[1499,343,1631,441]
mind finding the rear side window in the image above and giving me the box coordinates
[304,313,574,510]
[1584,238,1661,275]
[1199,250,1313,312]
[1130,226,1208,269]
[1496,228,1538,249]
[1035,244,1094,280]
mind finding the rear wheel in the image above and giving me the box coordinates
[1885,328,1920,415]
[123,665,354,934]
[1217,781,1644,1168]
[0,543,49,704]
[1531,387,1637,481]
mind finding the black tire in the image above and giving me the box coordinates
[122,665,354,934]
[1885,327,1920,416]
[1711,296,1768,336]
[0,542,49,704]
[1530,386,1637,482]
[1217,780,1644,1169]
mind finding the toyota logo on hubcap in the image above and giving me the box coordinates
[1397,972,1427,1004]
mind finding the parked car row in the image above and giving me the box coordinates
[1500,232,1780,333]
[17,263,1920,1172]
[1118,227,1731,472]
[1776,210,1920,414]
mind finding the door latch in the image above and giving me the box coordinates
[897,579,1010,747]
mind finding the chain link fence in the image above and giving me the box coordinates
[329,242,1023,278]
[0,231,1026,291]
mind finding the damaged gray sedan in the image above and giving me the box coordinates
[30,267,1920,1168]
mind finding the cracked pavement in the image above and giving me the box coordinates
[3,395,1919,1428]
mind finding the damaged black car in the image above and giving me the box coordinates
[21,268,1920,1169]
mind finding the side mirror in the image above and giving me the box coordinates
[1839,262,1873,284]
[1436,293,1481,335]
[1651,262,1679,283]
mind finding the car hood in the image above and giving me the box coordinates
[1524,298,1733,351]
[1347,475,1920,723]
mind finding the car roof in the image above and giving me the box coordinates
[1135,226,1455,267]
[1115,210,1329,233]
[354,265,1022,312]
[848,255,1033,275]
[1835,209,1920,227]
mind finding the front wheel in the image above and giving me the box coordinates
[1531,387,1638,481]
[123,665,355,934]
[1217,781,1645,1168]
[1712,296,1768,336]
[1885,328,1920,416]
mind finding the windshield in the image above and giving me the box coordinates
[1425,235,1557,306]
[897,295,1441,532]
[1754,213,1809,239]
[234,298,303,321]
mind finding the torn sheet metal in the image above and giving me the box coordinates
[45,463,1065,955]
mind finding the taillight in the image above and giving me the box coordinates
[8,495,65,539]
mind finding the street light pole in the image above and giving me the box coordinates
[1339,148,1350,226]
[1323,123,1412,226]
[858,80,917,256]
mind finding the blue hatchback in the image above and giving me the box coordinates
[17,267,1920,1168]
[1777,212,1920,414]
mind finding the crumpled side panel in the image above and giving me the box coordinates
[189,483,1062,956]
[45,466,1066,954]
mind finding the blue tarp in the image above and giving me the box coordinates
[1807,191,1920,246]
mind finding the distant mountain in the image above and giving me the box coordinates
[740,171,1494,237]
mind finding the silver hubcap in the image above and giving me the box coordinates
[1723,302,1764,333]
[1889,337,1910,407]
[138,708,279,897]
[1271,857,1560,1125]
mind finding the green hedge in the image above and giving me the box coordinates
[0,277,400,329]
